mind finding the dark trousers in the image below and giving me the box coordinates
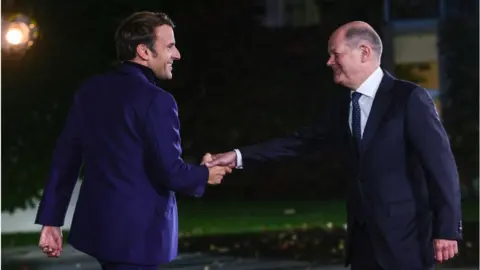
[349,222,435,270]
[350,222,384,270]
[98,260,159,270]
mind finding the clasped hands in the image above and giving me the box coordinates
[201,151,237,185]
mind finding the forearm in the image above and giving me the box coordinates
[35,153,82,226]
[428,155,462,240]
[235,109,331,169]
[161,161,209,197]
[425,153,462,239]
[238,136,313,168]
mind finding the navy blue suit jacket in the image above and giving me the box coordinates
[35,62,209,265]
[238,71,462,269]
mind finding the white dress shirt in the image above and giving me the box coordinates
[235,67,384,169]
[349,67,384,137]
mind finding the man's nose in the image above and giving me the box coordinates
[173,48,181,60]
[326,56,334,66]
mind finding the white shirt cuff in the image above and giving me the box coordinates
[233,149,243,169]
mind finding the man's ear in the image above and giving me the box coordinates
[359,44,371,63]
[136,44,149,61]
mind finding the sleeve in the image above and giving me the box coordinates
[145,92,209,197]
[238,109,332,169]
[406,87,462,240]
[35,95,83,226]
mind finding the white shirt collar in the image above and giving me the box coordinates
[352,67,384,98]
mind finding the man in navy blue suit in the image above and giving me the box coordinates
[206,21,462,270]
[35,11,231,269]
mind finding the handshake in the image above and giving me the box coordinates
[201,151,237,185]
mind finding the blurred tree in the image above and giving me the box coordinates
[438,4,479,199]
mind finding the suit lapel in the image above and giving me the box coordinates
[360,71,395,153]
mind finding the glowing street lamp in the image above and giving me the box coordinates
[2,13,39,54]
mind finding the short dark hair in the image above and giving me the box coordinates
[115,11,175,61]
[345,26,383,58]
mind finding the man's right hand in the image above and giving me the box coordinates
[206,151,237,168]
[39,226,63,257]
[207,166,232,185]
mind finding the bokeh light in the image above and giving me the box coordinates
[2,13,39,54]
[6,28,23,45]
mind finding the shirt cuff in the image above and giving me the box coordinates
[233,149,243,169]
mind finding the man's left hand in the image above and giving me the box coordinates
[434,239,458,263]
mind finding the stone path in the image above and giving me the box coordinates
[2,245,478,270]
[2,245,333,270]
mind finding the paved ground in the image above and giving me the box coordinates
[2,245,478,270]
[2,245,337,270]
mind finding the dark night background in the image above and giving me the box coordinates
[1,0,479,269]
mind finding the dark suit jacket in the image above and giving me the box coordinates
[35,62,209,265]
[238,71,462,270]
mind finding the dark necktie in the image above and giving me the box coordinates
[351,92,362,151]
[351,91,365,223]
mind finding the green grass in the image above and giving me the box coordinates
[177,200,346,236]
[2,200,478,249]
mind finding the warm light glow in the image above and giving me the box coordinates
[6,28,23,45]
[2,14,39,54]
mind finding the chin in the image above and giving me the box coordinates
[333,76,342,84]
[158,73,173,80]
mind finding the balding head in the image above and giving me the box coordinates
[343,21,383,60]
[327,21,383,89]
